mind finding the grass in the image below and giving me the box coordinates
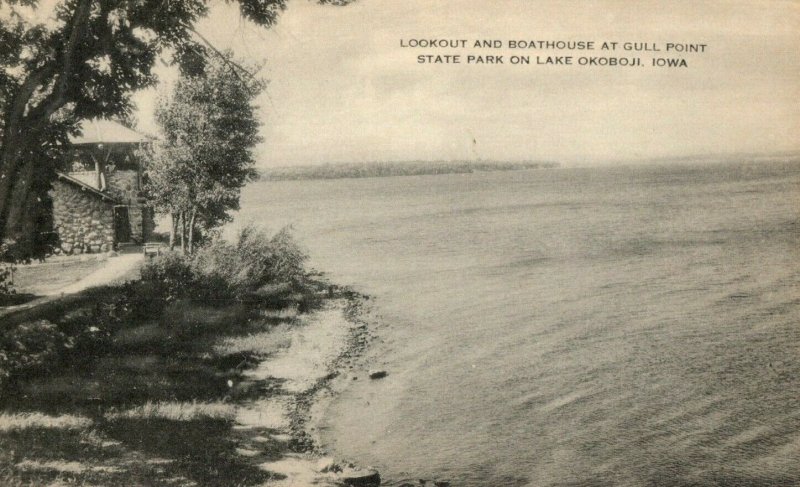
[10,258,107,296]
[105,401,236,422]
[0,281,324,485]
[0,228,335,485]
[0,413,93,432]
[215,326,293,357]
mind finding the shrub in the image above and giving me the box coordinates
[140,225,309,303]
[141,250,198,302]
[191,225,309,297]
[257,226,309,284]
[0,320,74,387]
[0,264,15,304]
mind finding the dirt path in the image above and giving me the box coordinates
[1,252,144,322]
[50,253,143,295]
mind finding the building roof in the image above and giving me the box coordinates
[70,119,150,145]
[55,172,121,203]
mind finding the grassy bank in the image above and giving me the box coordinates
[0,227,364,486]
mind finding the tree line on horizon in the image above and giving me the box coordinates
[258,160,560,181]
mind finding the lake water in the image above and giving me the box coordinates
[238,161,800,486]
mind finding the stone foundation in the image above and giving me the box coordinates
[108,170,154,243]
[50,180,115,255]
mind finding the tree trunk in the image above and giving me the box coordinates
[0,138,25,245]
[5,158,37,237]
[0,72,48,239]
[0,142,42,258]
[179,212,186,254]
[169,213,177,250]
[187,208,197,254]
[0,0,99,259]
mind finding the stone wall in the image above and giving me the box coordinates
[106,170,139,204]
[65,169,138,199]
[50,180,115,255]
[106,170,154,243]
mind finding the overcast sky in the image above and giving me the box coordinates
[133,0,800,167]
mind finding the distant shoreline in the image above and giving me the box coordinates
[258,160,559,181]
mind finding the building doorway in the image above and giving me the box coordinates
[113,206,132,243]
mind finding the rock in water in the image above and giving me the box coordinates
[368,370,388,380]
[340,467,381,486]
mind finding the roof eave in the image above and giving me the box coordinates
[55,172,121,204]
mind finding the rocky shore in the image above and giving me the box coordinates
[2,258,445,486]
[284,295,451,487]
[233,296,383,486]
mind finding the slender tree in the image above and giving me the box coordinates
[143,53,263,253]
[0,0,350,261]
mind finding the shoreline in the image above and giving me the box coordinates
[295,293,452,487]
[1,249,430,486]
[1,254,389,485]
[253,292,384,486]
[303,295,377,453]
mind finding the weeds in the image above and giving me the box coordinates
[105,401,236,422]
[142,225,317,309]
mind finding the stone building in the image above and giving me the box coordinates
[50,119,155,255]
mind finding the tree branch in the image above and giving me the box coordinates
[186,26,257,81]
[23,0,94,130]
[53,0,94,100]
[4,65,55,139]
[25,85,67,124]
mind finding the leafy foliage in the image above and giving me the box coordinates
[140,225,309,302]
[139,250,202,301]
[0,264,15,299]
[0,319,73,387]
[192,225,309,294]
[0,0,353,261]
[141,52,264,251]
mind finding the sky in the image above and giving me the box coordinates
[132,0,800,167]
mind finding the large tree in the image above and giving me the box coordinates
[144,53,263,253]
[0,0,348,261]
